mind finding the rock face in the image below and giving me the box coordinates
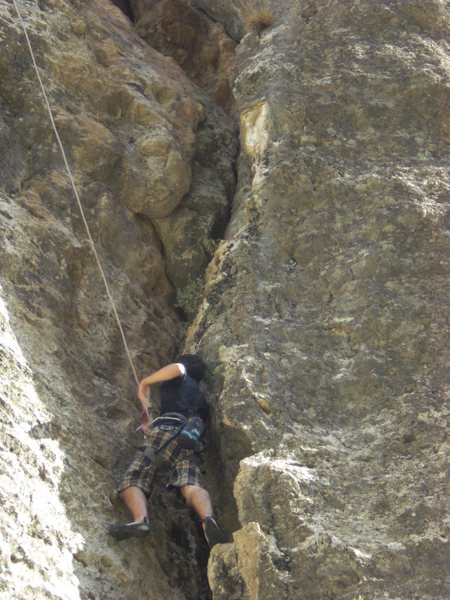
[1,1,235,598]
[188,0,449,598]
[132,0,237,115]
[0,0,448,599]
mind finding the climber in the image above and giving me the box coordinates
[108,354,224,549]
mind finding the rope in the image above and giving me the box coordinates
[12,0,140,386]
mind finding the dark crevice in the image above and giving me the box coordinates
[110,0,134,21]
[111,2,242,594]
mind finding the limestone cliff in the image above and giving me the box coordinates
[193,1,449,598]
[1,1,235,598]
[1,1,449,599]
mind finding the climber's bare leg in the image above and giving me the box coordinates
[181,484,224,548]
[180,484,213,523]
[119,486,148,522]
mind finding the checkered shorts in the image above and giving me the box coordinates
[118,423,204,497]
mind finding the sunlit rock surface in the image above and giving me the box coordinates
[190,1,449,598]
[0,0,235,598]
[1,0,448,599]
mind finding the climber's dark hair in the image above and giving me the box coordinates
[176,354,206,382]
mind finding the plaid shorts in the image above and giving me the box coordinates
[118,423,204,497]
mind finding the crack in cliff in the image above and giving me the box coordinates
[4,1,448,598]
[110,0,134,21]
[109,0,244,597]
[1,1,243,598]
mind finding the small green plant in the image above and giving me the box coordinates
[174,274,205,320]
[202,238,217,259]
[212,364,224,379]
[238,0,275,35]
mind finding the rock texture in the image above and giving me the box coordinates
[187,0,247,42]
[132,0,237,115]
[1,0,235,598]
[188,0,450,598]
[1,0,449,599]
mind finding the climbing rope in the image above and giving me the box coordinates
[12,0,140,386]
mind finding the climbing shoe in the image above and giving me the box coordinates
[108,520,150,541]
[203,517,225,549]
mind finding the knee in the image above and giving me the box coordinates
[180,484,194,505]
[180,484,205,505]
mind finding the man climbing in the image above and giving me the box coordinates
[108,354,224,549]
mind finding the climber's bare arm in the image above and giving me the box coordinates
[137,363,184,409]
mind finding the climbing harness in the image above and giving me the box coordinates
[12,0,139,385]
[143,413,206,468]
[151,413,205,449]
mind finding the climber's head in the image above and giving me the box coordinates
[176,354,206,382]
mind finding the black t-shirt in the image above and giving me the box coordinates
[160,372,209,421]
